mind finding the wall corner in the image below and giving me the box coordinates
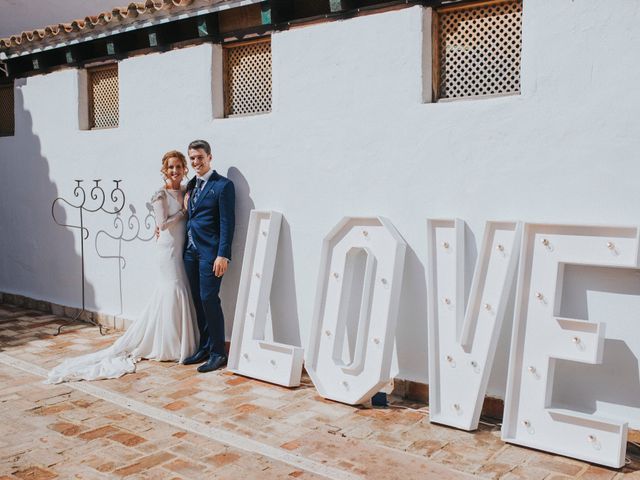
[77,68,89,130]
[212,43,224,119]
[421,6,434,104]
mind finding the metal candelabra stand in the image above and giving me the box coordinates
[51,179,126,335]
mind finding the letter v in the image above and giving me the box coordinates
[426,219,522,430]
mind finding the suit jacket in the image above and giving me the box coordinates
[186,170,235,263]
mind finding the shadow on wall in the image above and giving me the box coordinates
[221,167,255,338]
[0,82,97,343]
[394,246,428,378]
[221,167,302,348]
[552,339,640,413]
[552,263,640,416]
[94,202,156,316]
[270,217,302,347]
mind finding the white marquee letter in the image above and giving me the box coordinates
[306,217,406,405]
[427,219,522,430]
[502,224,638,467]
[228,211,304,387]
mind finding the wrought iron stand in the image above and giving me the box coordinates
[51,179,125,335]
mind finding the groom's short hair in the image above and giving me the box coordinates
[188,139,211,155]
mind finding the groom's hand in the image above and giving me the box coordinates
[213,257,228,277]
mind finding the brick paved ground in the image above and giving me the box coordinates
[0,303,639,479]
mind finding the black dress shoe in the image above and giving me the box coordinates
[197,353,227,373]
[183,349,209,365]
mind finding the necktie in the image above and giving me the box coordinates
[192,178,204,205]
[187,178,203,250]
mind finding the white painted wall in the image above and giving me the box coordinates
[0,0,121,38]
[2,1,640,426]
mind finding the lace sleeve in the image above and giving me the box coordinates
[150,189,166,204]
[161,209,185,230]
[152,190,169,230]
[152,189,185,231]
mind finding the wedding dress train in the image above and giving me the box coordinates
[47,187,198,384]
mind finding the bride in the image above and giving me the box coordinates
[47,150,198,384]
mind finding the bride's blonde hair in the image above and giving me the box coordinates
[160,150,188,179]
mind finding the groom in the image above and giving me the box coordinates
[182,139,235,373]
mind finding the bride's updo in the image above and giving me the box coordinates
[160,150,188,179]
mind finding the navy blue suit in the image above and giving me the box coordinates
[184,171,235,356]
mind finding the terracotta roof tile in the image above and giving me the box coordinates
[1,0,241,56]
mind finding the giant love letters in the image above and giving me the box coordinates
[227,211,304,387]
[502,224,639,467]
[228,214,406,399]
[305,217,406,405]
[228,213,639,467]
[427,220,522,430]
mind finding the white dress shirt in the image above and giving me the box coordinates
[195,168,214,190]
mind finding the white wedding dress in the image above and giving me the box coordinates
[46,187,198,384]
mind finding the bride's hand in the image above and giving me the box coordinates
[183,192,190,210]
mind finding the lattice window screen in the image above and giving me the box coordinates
[89,64,119,128]
[0,85,14,136]
[224,40,272,116]
[435,0,522,100]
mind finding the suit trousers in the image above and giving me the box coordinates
[184,244,225,356]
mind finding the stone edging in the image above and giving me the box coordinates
[0,291,133,332]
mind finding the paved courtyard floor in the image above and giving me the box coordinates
[1,303,639,479]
